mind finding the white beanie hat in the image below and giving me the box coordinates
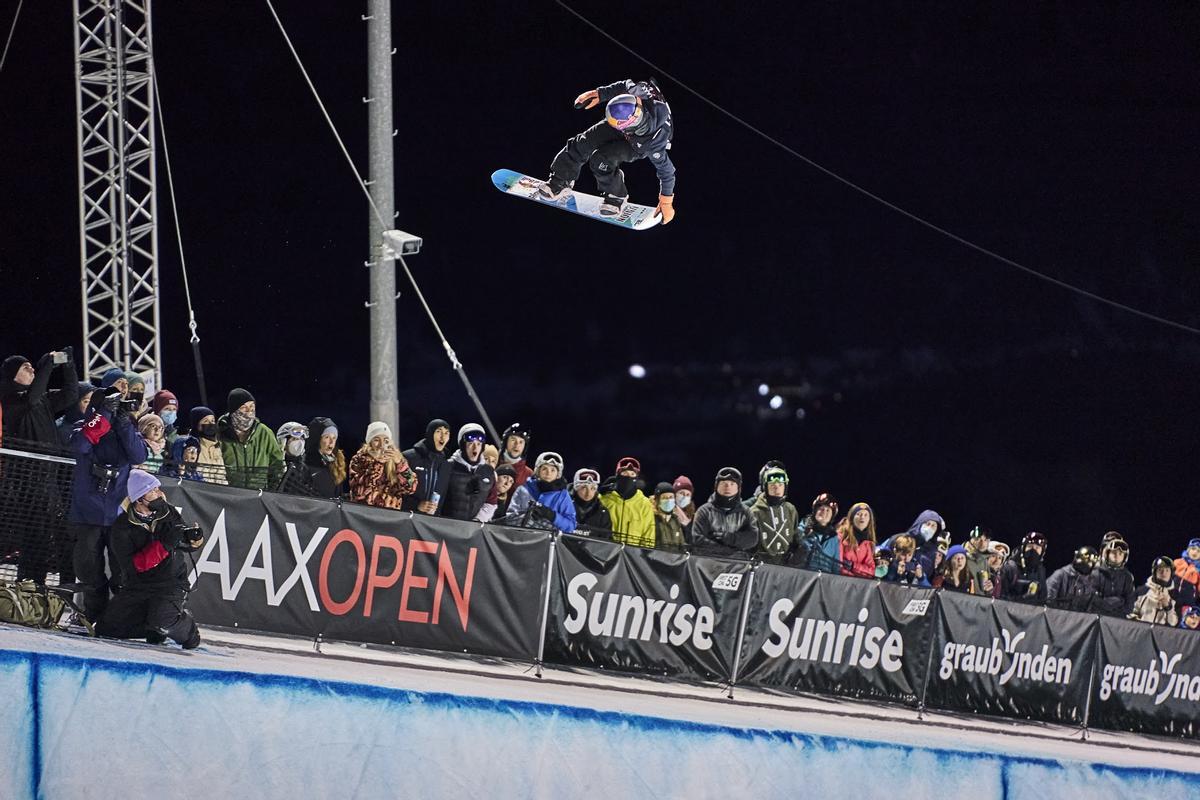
[365,421,392,444]
[457,422,486,445]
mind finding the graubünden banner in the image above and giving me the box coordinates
[926,591,1096,724]
[736,566,936,705]
[165,481,551,660]
[543,533,752,681]
[1092,615,1200,739]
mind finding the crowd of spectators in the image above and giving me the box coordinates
[3,346,1200,633]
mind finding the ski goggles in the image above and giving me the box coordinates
[763,470,789,485]
[536,452,563,469]
[279,428,309,439]
[574,469,600,486]
[462,431,486,443]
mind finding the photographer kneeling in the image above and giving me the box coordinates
[97,471,202,649]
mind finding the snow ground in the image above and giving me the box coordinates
[2,622,1198,798]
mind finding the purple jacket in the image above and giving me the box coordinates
[67,403,149,526]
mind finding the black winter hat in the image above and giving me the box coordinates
[496,464,517,479]
[425,418,451,438]
[654,481,675,496]
[714,466,742,487]
[227,387,255,413]
[2,355,30,383]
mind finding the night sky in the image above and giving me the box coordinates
[2,2,1198,569]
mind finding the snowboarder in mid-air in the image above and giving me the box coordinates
[539,78,676,224]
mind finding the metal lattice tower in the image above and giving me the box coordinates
[73,0,161,386]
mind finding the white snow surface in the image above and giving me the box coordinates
[2,622,1198,798]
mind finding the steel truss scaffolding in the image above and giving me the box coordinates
[73,0,160,386]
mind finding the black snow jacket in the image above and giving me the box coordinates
[691,494,757,558]
[999,554,1047,605]
[1,352,78,449]
[402,434,452,513]
[109,502,196,591]
[572,494,613,539]
[441,450,495,522]
[304,416,347,499]
[1046,564,1100,612]
[596,79,676,195]
[1093,565,1137,617]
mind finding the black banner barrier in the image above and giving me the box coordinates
[926,591,1097,724]
[1092,615,1200,739]
[165,481,552,660]
[543,533,752,681]
[736,567,936,705]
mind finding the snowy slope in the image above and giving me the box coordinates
[2,622,1198,798]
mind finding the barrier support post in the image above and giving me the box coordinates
[725,565,757,700]
[533,533,557,678]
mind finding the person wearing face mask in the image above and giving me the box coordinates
[349,421,418,510]
[274,422,316,496]
[893,510,946,579]
[599,456,656,548]
[796,493,840,572]
[672,475,695,536]
[504,452,577,533]
[217,388,284,490]
[148,389,180,447]
[402,418,453,514]
[66,382,149,621]
[1000,531,1048,604]
[653,482,686,552]
[97,470,203,648]
[441,423,497,522]
[188,406,227,485]
[691,467,757,558]
[1046,545,1102,612]
[749,467,798,565]
[304,416,347,499]
[570,468,612,539]
[499,422,534,487]
[125,372,148,417]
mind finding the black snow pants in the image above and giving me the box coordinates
[97,585,200,648]
[550,121,639,199]
[71,522,111,621]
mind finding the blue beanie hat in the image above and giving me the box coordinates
[100,367,126,388]
[946,544,968,562]
[127,469,161,503]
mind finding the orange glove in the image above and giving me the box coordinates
[655,194,675,225]
[574,89,600,110]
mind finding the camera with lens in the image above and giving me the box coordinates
[178,523,204,548]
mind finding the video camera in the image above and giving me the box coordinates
[102,387,138,415]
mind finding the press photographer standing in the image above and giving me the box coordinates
[98,471,202,649]
[68,380,148,621]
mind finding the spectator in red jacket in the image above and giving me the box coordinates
[836,501,877,579]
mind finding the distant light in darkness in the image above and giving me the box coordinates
[769,394,784,410]
[629,364,646,379]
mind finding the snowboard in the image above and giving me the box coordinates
[490,169,661,231]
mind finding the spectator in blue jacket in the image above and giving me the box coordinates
[167,435,205,482]
[504,452,577,533]
[68,383,149,621]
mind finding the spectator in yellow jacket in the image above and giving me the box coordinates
[599,456,655,548]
